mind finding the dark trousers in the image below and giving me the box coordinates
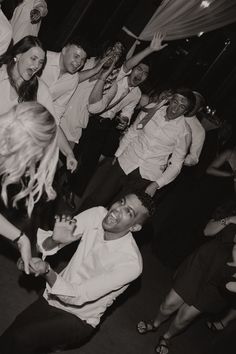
[0,297,94,354]
[70,116,123,197]
[79,158,151,212]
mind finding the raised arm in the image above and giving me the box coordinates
[123,32,167,73]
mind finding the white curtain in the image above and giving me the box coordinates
[123,0,236,56]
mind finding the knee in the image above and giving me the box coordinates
[160,293,182,315]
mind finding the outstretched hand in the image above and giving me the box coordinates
[52,215,77,244]
[150,32,168,52]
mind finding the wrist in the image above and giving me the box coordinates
[13,231,25,245]
[42,262,51,276]
[220,217,230,226]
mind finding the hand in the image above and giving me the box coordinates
[112,156,117,165]
[29,258,48,277]
[17,234,32,274]
[52,215,77,244]
[30,8,41,24]
[98,57,116,80]
[66,154,77,173]
[150,32,168,52]
[227,243,236,268]
[116,116,129,131]
[145,182,159,197]
[226,275,236,293]
[228,215,236,225]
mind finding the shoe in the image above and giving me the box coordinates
[155,336,170,354]
[137,320,158,334]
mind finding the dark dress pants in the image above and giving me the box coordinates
[0,297,94,354]
[79,158,151,212]
[70,116,121,197]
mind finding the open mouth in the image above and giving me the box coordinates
[106,211,119,225]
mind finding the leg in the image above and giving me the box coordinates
[0,297,94,354]
[137,289,184,334]
[78,159,126,211]
[155,303,200,354]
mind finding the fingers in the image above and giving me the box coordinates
[55,214,77,226]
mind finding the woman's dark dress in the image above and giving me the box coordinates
[173,223,236,313]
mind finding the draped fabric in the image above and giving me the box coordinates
[123,0,236,57]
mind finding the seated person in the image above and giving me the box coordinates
[0,192,155,354]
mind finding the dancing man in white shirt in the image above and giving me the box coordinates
[79,88,195,211]
[0,191,155,354]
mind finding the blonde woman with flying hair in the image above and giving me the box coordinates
[0,101,58,274]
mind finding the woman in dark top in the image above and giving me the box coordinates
[136,199,236,354]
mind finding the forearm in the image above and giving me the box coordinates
[156,162,182,189]
[79,67,101,84]
[204,217,230,236]
[206,167,233,177]
[124,47,153,72]
[0,213,23,241]
[88,79,106,105]
[57,126,74,158]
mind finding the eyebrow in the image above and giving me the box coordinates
[124,197,136,217]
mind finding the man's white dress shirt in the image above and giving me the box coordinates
[41,51,80,121]
[10,0,47,44]
[184,116,205,166]
[115,104,191,188]
[88,66,141,122]
[60,58,96,143]
[0,7,12,55]
[38,207,142,328]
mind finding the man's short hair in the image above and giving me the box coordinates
[174,88,196,116]
[64,36,91,57]
[134,190,156,223]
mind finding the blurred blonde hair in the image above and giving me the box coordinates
[0,102,59,216]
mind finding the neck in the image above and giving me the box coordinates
[59,53,66,77]
[104,230,128,241]
[12,64,23,88]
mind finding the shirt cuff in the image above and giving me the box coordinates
[37,228,59,260]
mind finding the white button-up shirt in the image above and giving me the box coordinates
[184,116,205,166]
[39,207,142,328]
[41,51,80,121]
[0,7,12,55]
[10,0,48,44]
[115,105,191,188]
[60,58,97,143]
[88,66,141,121]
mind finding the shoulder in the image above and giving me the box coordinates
[46,51,60,65]
[185,116,205,135]
[117,233,143,276]
[74,206,107,228]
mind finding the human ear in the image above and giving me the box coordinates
[130,224,142,232]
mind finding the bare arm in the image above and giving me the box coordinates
[57,126,77,172]
[0,214,31,274]
[123,32,167,72]
[206,150,233,177]
[204,215,236,236]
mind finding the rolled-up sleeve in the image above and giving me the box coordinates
[156,128,191,188]
[88,83,117,114]
[46,260,142,305]
[34,0,48,17]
